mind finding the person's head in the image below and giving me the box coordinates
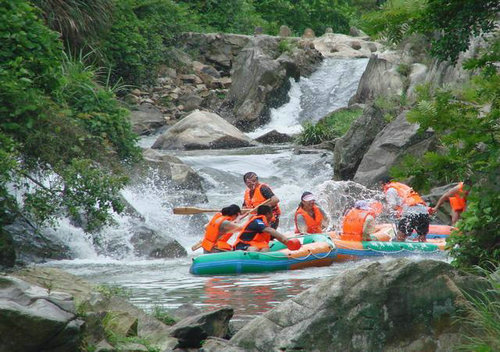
[257,205,273,221]
[378,176,392,188]
[463,178,473,187]
[300,191,316,209]
[243,172,259,190]
[221,204,241,219]
[354,199,383,216]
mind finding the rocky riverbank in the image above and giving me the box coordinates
[1,259,491,351]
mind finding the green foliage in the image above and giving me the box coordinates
[253,0,351,35]
[1,0,140,235]
[278,39,295,54]
[361,0,426,44]
[296,122,336,145]
[455,266,500,351]
[97,0,191,85]
[296,108,363,145]
[151,306,177,326]
[96,284,131,298]
[391,41,500,270]
[31,0,114,52]
[423,0,500,64]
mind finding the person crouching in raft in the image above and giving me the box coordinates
[341,200,383,241]
[201,204,242,254]
[234,205,290,252]
[294,192,329,234]
[242,172,281,229]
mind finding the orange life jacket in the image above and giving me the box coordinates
[341,208,373,241]
[294,205,324,233]
[384,182,426,214]
[449,182,467,211]
[201,213,234,252]
[244,183,281,216]
[234,214,271,250]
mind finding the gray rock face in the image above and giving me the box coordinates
[229,259,487,352]
[350,52,404,104]
[313,33,382,58]
[130,225,187,258]
[333,104,387,180]
[225,36,322,131]
[0,276,84,352]
[353,111,435,186]
[170,307,233,348]
[254,129,294,144]
[152,110,256,150]
[129,103,166,135]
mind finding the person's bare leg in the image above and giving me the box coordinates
[451,210,462,225]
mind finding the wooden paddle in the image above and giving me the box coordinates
[191,198,273,252]
[173,207,222,215]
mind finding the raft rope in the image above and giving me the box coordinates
[367,247,442,255]
[257,246,335,261]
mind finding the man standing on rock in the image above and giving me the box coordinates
[242,172,281,229]
[380,177,430,242]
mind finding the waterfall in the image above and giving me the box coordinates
[43,58,369,259]
[248,58,368,138]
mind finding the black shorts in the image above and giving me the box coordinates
[398,213,430,237]
[235,243,250,251]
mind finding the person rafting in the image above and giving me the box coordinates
[431,180,471,225]
[201,204,242,253]
[242,172,281,229]
[381,177,430,242]
[341,200,383,241]
[294,191,329,234]
[234,205,290,252]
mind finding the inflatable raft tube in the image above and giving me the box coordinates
[190,234,336,275]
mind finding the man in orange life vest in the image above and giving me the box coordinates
[432,180,471,225]
[341,200,383,241]
[243,172,281,229]
[294,192,329,234]
[201,204,242,253]
[234,205,290,252]
[381,177,430,242]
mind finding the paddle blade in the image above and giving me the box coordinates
[173,207,220,215]
[287,238,301,251]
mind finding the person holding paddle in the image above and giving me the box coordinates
[243,172,281,229]
[201,204,242,253]
[234,205,293,252]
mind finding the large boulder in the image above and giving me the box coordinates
[312,33,383,58]
[350,51,405,104]
[333,104,387,180]
[229,259,489,352]
[223,36,322,131]
[151,110,256,150]
[0,276,84,352]
[353,111,435,186]
[129,103,166,135]
[129,225,187,258]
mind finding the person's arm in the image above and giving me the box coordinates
[362,215,375,241]
[296,214,308,234]
[260,186,279,207]
[433,185,460,212]
[265,227,289,245]
[220,220,242,234]
[319,206,330,230]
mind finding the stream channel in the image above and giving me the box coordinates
[38,58,435,325]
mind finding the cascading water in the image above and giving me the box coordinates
[42,58,384,321]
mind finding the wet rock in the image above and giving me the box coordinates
[229,259,489,352]
[254,129,294,144]
[0,276,84,352]
[353,110,436,186]
[170,307,234,348]
[130,225,187,258]
[152,110,256,150]
[333,104,387,181]
[129,103,166,135]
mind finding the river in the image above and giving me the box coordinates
[39,58,398,324]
